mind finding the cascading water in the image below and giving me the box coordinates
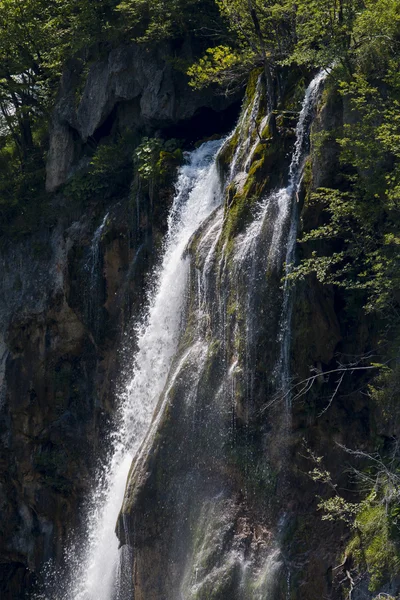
[87,212,109,286]
[55,139,225,600]
[48,69,327,600]
[229,70,328,597]
[111,70,329,600]
[276,70,328,397]
[85,211,109,338]
[232,71,327,409]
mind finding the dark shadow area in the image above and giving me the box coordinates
[93,104,119,144]
[163,100,243,146]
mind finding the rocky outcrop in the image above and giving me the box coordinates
[117,75,309,600]
[0,182,168,598]
[117,72,397,600]
[46,43,235,192]
[1,29,242,596]
[4,45,398,599]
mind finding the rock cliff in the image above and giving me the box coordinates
[1,44,399,600]
[0,40,238,599]
[117,73,400,600]
[46,42,236,192]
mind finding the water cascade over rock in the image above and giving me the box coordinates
[57,139,225,600]
[44,70,327,600]
[115,71,327,599]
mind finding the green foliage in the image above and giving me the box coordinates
[368,365,400,430]
[187,46,252,93]
[348,500,400,592]
[187,0,295,97]
[285,0,400,75]
[308,443,400,592]
[0,137,48,238]
[0,0,119,149]
[292,63,400,316]
[0,0,123,239]
[133,137,183,190]
[64,132,136,203]
[115,0,222,42]
[288,0,400,318]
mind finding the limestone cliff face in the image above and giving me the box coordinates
[0,40,238,599]
[0,198,153,598]
[46,42,235,192]
[2,51,397,600]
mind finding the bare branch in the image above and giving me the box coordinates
[261,359,391,414]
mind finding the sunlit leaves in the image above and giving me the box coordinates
[187,45,253,92]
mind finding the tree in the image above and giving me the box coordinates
[115,0,222,42]
[0,0,119,166]
[290,0,400,317]
[188,0,295,110]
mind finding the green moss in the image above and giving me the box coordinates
[217,128,239,172]
[218,68,266,173]
[302,157,313,206]
[221,141,279,251]
[245,67,264,108]
[346,502,400,592]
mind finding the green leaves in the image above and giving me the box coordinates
[187,45,253,92]
[115,0,222,42]
[133,137,183,187]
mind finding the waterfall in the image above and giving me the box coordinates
[88,212,109,286]
[229,70,327,598]
[276,70,328,397]
[232,70,327,403]
[46,70,327,600]
[58,139,224,600]
[118,70,327,600]
[85,211,108,339]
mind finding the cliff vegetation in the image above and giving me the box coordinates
[1,1,400,599]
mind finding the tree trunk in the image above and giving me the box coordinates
[247,0,277,134]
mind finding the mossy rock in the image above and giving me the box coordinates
[346,502,400,592]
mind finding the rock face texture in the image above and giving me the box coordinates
[116,75,398,600]
[1,37,240,599]
[46,43,234,192]
[2,46,398,600]
[0,198,153,598]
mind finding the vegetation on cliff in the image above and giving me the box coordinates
[1,0,400,592]
[1,0,399,243]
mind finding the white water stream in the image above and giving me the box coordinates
[277,70,328,394]
[234,70,327,395]
[62,139,224,600]
[54,70,327,600]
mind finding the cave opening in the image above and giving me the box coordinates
[163,99,243,146]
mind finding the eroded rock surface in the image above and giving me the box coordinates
[46,43,233,192]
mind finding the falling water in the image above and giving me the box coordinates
[88,212,109,286]
[233,71,327,405]
[85,211,109,337]
[167,71,328,600]
[277,70,328,397]
[232,70,328,600]
[60,139,224,600]
[49,70,327,600]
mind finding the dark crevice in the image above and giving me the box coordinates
[163,100,242,145]
[92,104,119,144]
